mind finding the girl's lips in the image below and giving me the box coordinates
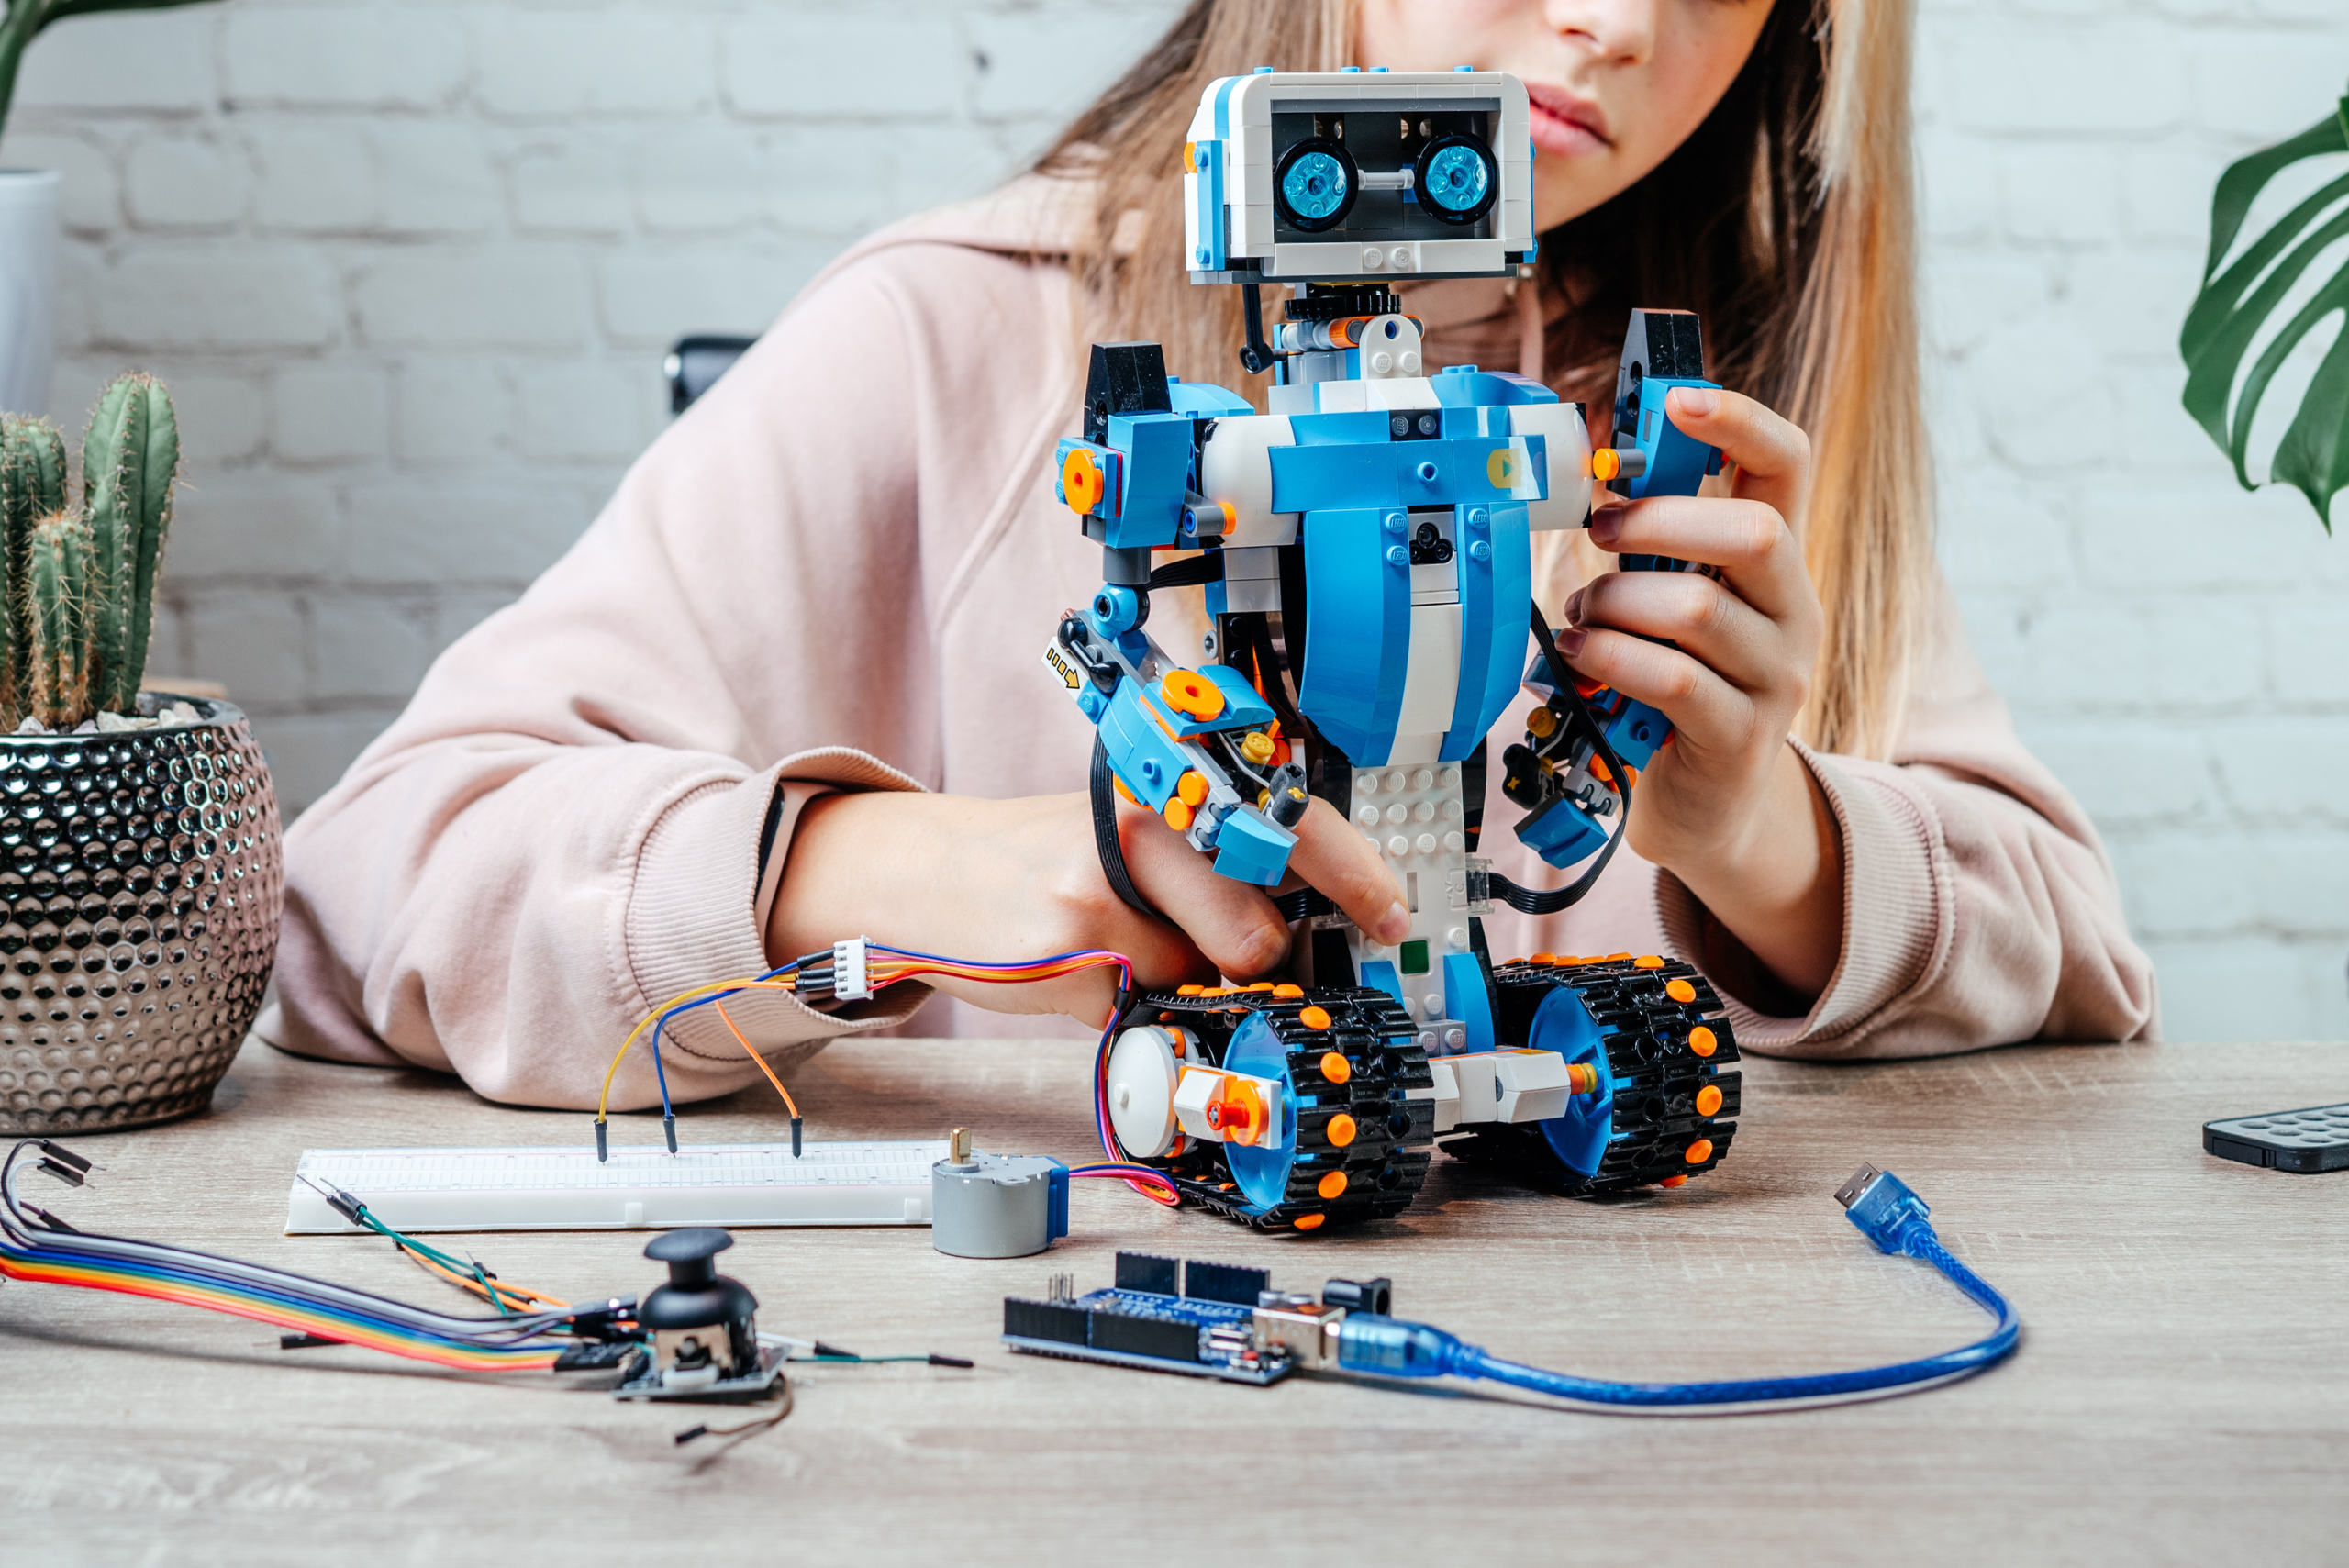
[1525,84,1612,157]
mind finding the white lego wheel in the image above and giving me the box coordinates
[1106,1025,1184,1159]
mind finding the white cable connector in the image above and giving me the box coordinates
[831,937,872,1002]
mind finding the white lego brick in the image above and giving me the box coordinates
[1197,414,1297,547]
[1399,1061,1456,1131]
[1222,546,1281,581]
[1242,162,1272,206]
[1172,1065,1223,1142]
[1395,601,1464,741]
[1364,376,1437,409]
[1312,379,1369,413]
[1511,402,1594,529]
[1494,1051,1574,1123]
[1443,1053,1500,1124]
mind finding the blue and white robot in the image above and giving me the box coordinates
[1046,68,1742,1229]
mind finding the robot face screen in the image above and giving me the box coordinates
[1269,105,1504,243]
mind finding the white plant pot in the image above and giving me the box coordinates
[0,169,60,418]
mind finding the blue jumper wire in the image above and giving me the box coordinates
[1337,1164,2019,1413]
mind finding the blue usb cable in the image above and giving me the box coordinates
[1334,1164,2020,1413]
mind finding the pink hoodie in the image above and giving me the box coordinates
[257,180,2158,1111]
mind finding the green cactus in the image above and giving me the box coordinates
[25,511,91,730]
[0,416,67,722]
[0,375,179,729]
[82,374,177,714]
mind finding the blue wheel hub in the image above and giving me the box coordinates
[1423,145,1489,213]
[1281,152,1349,223]
[1219,1011,1301,1213]
[1527,983,1614,1176]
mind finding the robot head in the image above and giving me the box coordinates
[1183,69,1536,285]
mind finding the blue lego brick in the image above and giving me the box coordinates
[1167,378,1251,418]
[1360,959,1402,1009]
[1134,665,1275,740]
[1288,410,1396,447]
[1267,435,1549,513]
[1097,679,1193,811]
[1197,663,1277,729]
[1518,794,1608,868]
[1047,1164,1069,1241]
[1101,411,1193,550]
[1440,499,1531,763]
[1442,952,1495,1054]
[1430,366,1559,407]
[1622,376,1721,501]
[1600,695,1669,769]
[1187,139,1226,272]
[1209,808,1297,886]
[1053,437,1121,517]
[1297,506,1410,765]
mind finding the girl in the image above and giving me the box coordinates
[262,0,2156,1110]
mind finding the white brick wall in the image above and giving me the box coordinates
[2,0,2343,1040]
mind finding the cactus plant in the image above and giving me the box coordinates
[0,373,178,729]
[1,2,221,145]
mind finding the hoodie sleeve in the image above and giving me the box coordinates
[256,247,1025,1109]
[1654,576,2159,1057]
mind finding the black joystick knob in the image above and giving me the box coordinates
[640,1228,760,1378]
[645,1227,733,1287]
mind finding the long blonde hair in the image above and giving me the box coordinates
[1040,0,1930,761]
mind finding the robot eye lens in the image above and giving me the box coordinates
[1423,144,1490,211]
[1391,415,1410,436]
[1417,414,1438,435]
[1281,150,1350,221]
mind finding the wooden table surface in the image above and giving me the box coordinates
[3,1033,2344,1565]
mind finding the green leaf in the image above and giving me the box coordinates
[2180,92,2349,531]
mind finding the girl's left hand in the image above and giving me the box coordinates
[1558,385,1843,998]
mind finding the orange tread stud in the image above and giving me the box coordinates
[1326,1113,1358,1148]
[1659,1174,1688,1188]
[1294,1212,1326,1230]
[1273,984,1304,998]
[1529,951,1557,966]
[1633,955,1664,969]
[1176,984,1203,996]
[1696,1084,1724,1117]
[1319,1051,1352,1084]
[1175,770,1209,807]
[1665,978,1698,1004]
[1607,951,1633,962]
[1688,1025,1718,1057]
[1684,1139,1714,1164]
[1317,1170,1349,1200]
[1298,1005,1332,1030]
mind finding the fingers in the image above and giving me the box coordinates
[1564,568,1795,699]
[1586,495,1810,625]
[1281,796,1411,944]
[1119,802,1297,980]
[1557,621,1756,754]
[1660,385,1810,522]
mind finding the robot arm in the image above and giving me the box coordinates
[1045,344,1313,896]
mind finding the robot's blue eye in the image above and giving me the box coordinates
[1423,145,1490,212]
[1281,151,1350,221]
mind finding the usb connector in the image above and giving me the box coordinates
[1835,1162,1935,1259]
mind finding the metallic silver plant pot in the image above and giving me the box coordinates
[0,696,284,1133]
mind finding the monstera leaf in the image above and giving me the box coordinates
[2180,92,2349,532]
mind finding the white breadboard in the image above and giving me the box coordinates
[285,1140,946,1234]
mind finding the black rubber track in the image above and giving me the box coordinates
[1439,956,1742,1195]
[1111,986,1434,1231]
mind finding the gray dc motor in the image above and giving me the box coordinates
[931,1129,1069,1258]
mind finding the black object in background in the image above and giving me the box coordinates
[2203,1103,2349,1173]
[665,335,758,415]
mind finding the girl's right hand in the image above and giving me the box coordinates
[769,789,1412,1024]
